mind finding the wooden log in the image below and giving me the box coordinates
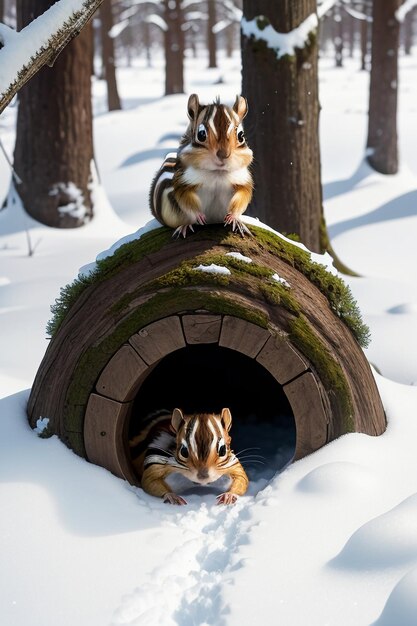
[27,224,386,481]
[182,314,222,344]
[219,316,270,357]
[285,372,328,460]
[84,394,134,482]
[129,316,186,365]
[256,334,309,384]
[96,344,148,402]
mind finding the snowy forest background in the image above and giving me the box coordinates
[2,1,417,625]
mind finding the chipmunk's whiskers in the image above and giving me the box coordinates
[235,446,261,453]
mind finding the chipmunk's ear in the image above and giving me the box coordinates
[187,93,200,120]
[171,408,185,433]
[233,95,248,120]
[220,408,232,432]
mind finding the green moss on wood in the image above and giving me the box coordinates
[256,15,270,31]
[111,248,301,320]
[243,225,370,348]
[289,315,354,432]
[47,226,173,336]
[47,223,369,350]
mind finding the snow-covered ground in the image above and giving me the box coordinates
[1,49,417,625]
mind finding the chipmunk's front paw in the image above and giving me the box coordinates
[224,214,251,237]
[195,212,207,226]
[163,492,188,505]
[172,213,207,238]
[216,492,238,506]
[172,224,195,239]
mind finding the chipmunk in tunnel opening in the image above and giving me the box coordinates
[150,94,254,238]
[129,408,249,505]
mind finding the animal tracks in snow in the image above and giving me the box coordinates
[111,498,255,626]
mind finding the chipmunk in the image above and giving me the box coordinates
[129,408,248,505]
[150,94,253,238]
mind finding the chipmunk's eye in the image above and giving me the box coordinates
[237,124,245,144]
[179,444,189,459]
[218,444,227,457]
[197,124,207,143]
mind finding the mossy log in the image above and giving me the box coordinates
[27,223,386,484]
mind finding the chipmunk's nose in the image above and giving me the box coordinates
[216,148,230,161]
[197,468,209,480]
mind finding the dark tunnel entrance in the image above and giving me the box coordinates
[129,344,297,483]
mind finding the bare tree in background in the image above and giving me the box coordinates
[100,0,121,110]
[241,0,323,253]
[366,0,402,175]
[207,0,218,67]
[164,0,185,94]
[360,1,371,70]
[13,0,95,227]
[333,3,344,67]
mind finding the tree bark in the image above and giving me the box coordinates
[226,23,235,57]
[366,0,401,175]
[207,0,217,68]
[0,0,4,23]
[13,0,95,228]
[360,3,370,70]
[100,0,121,111]
[334,5,344,67]
[241,0,322,253]
[164,0,184,95]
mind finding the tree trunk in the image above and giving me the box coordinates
[143,16,152,67]
[403,7,415,55]
[100,0,121,111]
[13,0,94,228]
[164,0,184,95]
[0,0,4,23]
[241,0,322,253]
[346,11,355,58]
[334,5,344,67]
[366,0,401,175]
[207,0,217,68]
[226,23,234,57]
[360,3,370,70]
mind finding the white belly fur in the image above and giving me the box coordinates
[197,176,234,223]
[182,166,241,223]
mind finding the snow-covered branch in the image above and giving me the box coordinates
[241,13,318,59]
[145,13,168,31]
[396,0,417,23]
[212,19,233,34]
[342,5,370,22]
[317,0,338,19]
[0,0,104,115]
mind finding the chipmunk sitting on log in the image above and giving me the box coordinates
[150,94,254,238]
[129,408,249,505]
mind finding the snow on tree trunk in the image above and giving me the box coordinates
[207,0,217,68]
[164,0,184,95]
[13,0,95,228]
[241,0,322,253]
[366,0,402,175]
[100,0,121,111]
